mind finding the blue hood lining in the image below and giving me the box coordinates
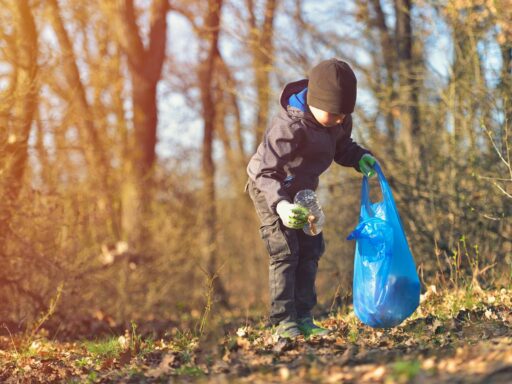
[288,87,308,112]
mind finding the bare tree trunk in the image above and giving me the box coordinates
[395,0,420,159]
[0,0,38,253]
[103,0,169,246]
[369,0,397,144]
[499,38,512,130]
[247,0,278,150]
[199,0,229,307]
[47,0,110,181]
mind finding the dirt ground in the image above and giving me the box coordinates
[1,288,511,383]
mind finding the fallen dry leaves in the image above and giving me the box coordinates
[0,288,510,383]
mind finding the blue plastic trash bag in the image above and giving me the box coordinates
[347,163,420,328]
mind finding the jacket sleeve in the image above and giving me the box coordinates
[255,117,301,213]
[334,115,371,171]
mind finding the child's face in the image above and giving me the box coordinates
[309,105,346,127]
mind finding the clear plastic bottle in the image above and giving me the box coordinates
[294,189,325,236]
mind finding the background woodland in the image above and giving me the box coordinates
[0,0,510,337]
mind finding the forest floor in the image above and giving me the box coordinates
[1,286,511,383]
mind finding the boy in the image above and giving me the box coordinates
[245,58,377,338]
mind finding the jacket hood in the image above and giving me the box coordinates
[278,79,319,124]
[279,79,309,110]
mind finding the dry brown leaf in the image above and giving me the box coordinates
[145,353,175,378]
[236,337,251,350]
[118,348,132,366]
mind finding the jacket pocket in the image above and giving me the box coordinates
[259,219,292,260]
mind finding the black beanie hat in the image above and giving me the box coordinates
[307,58,357,114]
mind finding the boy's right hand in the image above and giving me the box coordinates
[276,201,309,229]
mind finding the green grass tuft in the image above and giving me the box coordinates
[391,360,421,382]
[83,337,122,359]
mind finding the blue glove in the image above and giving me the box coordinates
[358,154,377,178]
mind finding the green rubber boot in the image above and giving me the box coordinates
[298,317,330,337]
[273,321,302,339]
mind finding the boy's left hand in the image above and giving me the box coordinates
[358,154,377,178]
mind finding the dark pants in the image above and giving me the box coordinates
[246,179,325,325]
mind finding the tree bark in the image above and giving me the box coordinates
[369,0,397,143]
[394,0,420,158]
[247,0,278,150]
[47,0,110,181]
[199,0,229,307]
[103,0,169,246]
[0,0,39,254]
